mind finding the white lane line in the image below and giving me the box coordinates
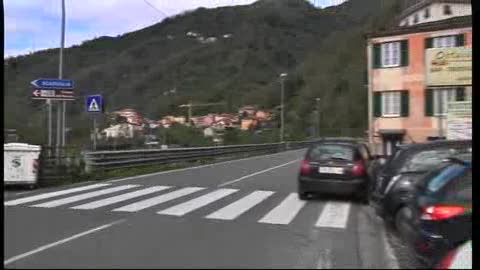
[4,219,126,266]
[206,191,275,220]
[31,185,139,208]
[109,149,305,183]
[316,249,332,269]
[157,188,238,216]
[70,186,171,210]
[217,159,300,187]
[258,193,306,225]
[315,202,351,229]
[112,187,205,212]
[4,184,111,206]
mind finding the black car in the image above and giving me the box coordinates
[298,139,373,202]
[370,140,471,221]
[395,158,471,267]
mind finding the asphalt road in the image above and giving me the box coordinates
[4,149,399,269]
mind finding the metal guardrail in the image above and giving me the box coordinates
[82,140,329,172]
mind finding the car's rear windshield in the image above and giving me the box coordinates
[400,147,471,173]
[307,144,355,161]
[426,163,467,193]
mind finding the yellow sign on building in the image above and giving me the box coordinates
[426,47,472,86]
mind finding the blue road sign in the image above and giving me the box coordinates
[31,78,74,89]
[86,95,104,113]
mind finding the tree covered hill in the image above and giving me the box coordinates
[4,0,404,145]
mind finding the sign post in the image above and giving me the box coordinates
[86,95,104,151]
[31,78,75,156]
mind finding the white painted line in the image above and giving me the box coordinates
[157,188,238,216]
[218,159,300,187]
[70,186,171,210]
[258,193,306,225]
[206,191,274,220]
[31,185,139,208]
[108,149,305,183]
[315,202,351,229]
[112,187,205,212]
[316,249,332,269]
[4,219,125,266]
[4,184,111,206]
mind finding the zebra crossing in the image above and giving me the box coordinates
[4,183,354,229]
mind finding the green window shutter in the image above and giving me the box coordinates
[456,87,466,101]
[374,92,382,117]
[425,37,433,49]
[373,44,381,68]
[425,89,433,116]
[456,34,465,46]
[401,91,409,117]
[401,40,409,66]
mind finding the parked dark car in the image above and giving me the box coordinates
[395,158,471,267]
[298,139,374,202]
[370,140,471,221]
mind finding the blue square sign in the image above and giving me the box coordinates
[86,95,103,113]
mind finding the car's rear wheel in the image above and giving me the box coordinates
[298,192,309,200]
[395,207,409,234]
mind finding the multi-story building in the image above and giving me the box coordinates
[366,0,471,155]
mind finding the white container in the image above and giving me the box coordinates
[4,143,41,187]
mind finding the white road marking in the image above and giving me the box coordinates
[316,249,332,269]
[4,184,111,206]
[112,187,205,212]
[258,193,306,225]
[70,186,171,210]
[109,149,305,183]
[157,188,238,216]
[315,202,351,229]
[3,219,125,266]
[206,190,274,220]
[217,159,300,187]
[31,185,139,208]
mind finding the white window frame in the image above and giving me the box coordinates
[432,35,457,48]
[381,42,401,67]
[382,92,401,117]
[433,88,456,116]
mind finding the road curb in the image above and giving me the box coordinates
[358,205,400,269]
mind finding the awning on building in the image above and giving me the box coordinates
[378,129,406,135]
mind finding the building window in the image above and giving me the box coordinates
[433,35,457,48]
[413,13,419,24]
[433,88,457,116]
[443,5,452,15]
[382,92,401,117]
[424,8,430,18]
[381,42,401,67]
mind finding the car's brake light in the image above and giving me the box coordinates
[352,160,366,177]
[436,249,456,269]
[300,160,311,175]
[421,205,467,221]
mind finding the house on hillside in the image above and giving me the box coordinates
[238,105,257,117]
[366,0,471,156]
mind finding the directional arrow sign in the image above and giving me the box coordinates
[31,89,75,101]
[31,78,74,89]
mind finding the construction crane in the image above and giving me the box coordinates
[178,101,226,125]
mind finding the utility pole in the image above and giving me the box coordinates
[279,73,287,142]
[56,0,66,158]
[316,98,321,137]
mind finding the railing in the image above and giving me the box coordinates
[82,139,330,172]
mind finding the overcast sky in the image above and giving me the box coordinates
[4,0,346,58]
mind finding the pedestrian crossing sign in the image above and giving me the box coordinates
[86,95,103,113]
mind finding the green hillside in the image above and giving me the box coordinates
[4,0,404,146]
